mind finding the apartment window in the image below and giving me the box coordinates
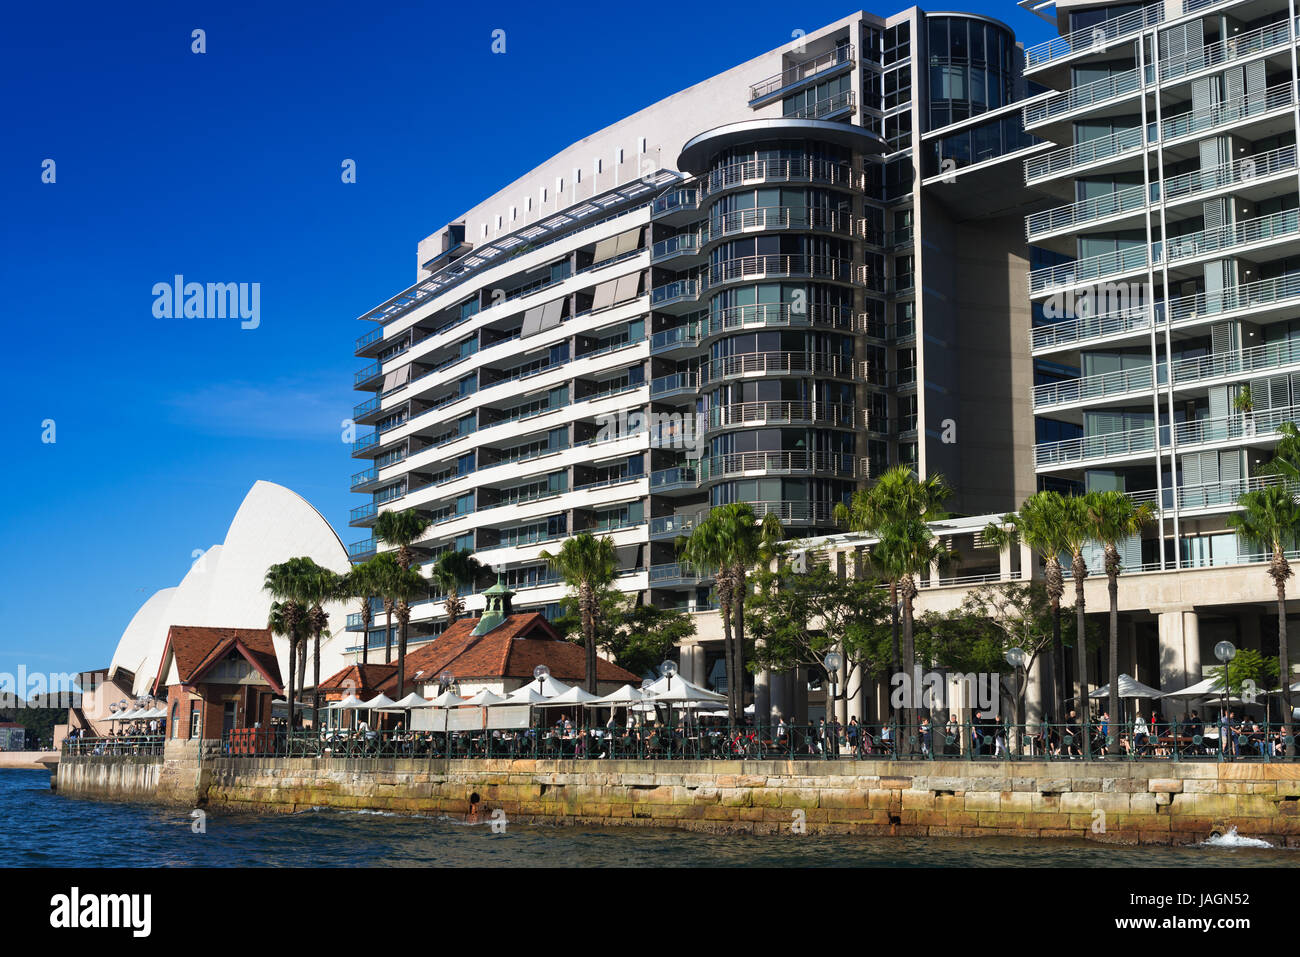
[885,111,912,152]
[189,702,201,739]
[883,66,911,109]
[884,23,910,65]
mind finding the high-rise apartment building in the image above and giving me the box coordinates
[346,8,1049,675]
[1025,0,1300,572]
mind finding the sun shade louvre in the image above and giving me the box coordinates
[591,280,618,312]
[591,237,619,263]
[613,227,644,256]
[381,365,411,392]
[539,298,565,331]
[613,272,642,304]
[520,306,545,338]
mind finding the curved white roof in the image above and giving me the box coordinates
[109,481,354,696]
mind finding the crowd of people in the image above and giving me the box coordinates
[63,721,166,755]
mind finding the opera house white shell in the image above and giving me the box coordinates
[107,480,353,697]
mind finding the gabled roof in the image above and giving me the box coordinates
[318,662,399,697]
[382,613,638,691]
[152,626,282,696]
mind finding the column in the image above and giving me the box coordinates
[998,544,1013,583]
[769,671,788,722]
[1020,542,1041,581]
[754,669,771,729]
[1026,652,1048,725]
[845,663,867,724]
[1157,608,1199,718]
[793,666,809,725]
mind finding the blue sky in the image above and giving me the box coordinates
[0,0,1054,677]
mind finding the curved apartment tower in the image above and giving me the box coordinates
[348,8,1046,700]
[1025,0,1300,573]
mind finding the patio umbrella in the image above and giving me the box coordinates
[393,692,433,709]
[546,685,600,706]
[1157,677,1245,704]
[361,694,399,710]
[502,688,551,705]
[1088,674,1163,700]
[643,673,726,704]
[331,695,365,710]
[510,675,574,699]
[426,689,468,709]
[585,684,646,707]
[460,690,509,707]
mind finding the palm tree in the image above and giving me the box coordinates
[374,508,432,572]
[264,558,314,730]
[1084,490,1155,734]
[367,552,403,663]
[391,564,427,700]
[433,549,484,623]
[1228,482,1300,726]
[267,599,309,729]
[540,533,618,694]
[1060,494,1095,721]
[836,466,953,732]
[343,559,381,666]
[298,560,343,724]
[986,491,1080,736]
[679,503,783,722]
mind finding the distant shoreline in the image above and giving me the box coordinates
[0,752,57,770]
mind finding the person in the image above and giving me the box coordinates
[919,717,932,758]
[994,715,1008,758]
[880,720,893,754]
[826,715,841,759]
[1065,709,1082,758]
[846,716,860,758]
[466,792,481,824]
[1132,713,1149,756]
[945,714,959,757]
[1218,710,1234,757]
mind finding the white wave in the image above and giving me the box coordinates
[1201,826,1273,849]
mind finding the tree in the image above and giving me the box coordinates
[390,564,427,700]
[1257,421,1300,483]
[540,533,618,693]
[553,589,697,679]
[373,508,433,572]
[343,559,381,666]
[1084,490,1155,735]
[835,465,953,731]
[984,492,1075,722]
[264,558,316,730]
[678,503,783,723]
[746,549,895,721]
[365,552,404,664]
[432,549,485,623]
[1228,482,1300,725]
[1207,647,1279,702]
[298,560,343,724]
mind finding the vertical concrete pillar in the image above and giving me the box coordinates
[754,669,771,729]
[1026,652,1048,724]
[1157,608,1200,717]
[1020,543,1041,581]
[999,545,1013,582]
[930,558,942,586]
[793,666,809,725]
[845,663,867,724]
[769,671,788,722]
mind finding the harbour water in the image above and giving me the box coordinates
[3,769,1293,867]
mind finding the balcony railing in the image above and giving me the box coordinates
[650,465,699,489]
[1161,81,1295,141]
[705,400,855,429]
[651,188,698,218]
[650,279,700,307]
[784,90,855,120]
[702,156,857,198]
[707,253,853,286]
[649,562,707,585]
[749,44,855,101]
[706,206,852,242]
[650,371,699,397]
[354,361,383,387]
[700,450,855,480]
[1028,243,1155,294]
[1159,19,1295,84]
[1168,270,1300,324]
[1023,66,1143,126]
[648,511,703,538]
[1165,208,1300,264]
[1163,144,1297,204]
[649,325,703,353]
[701,351,852,384]
[1033,363,1155,408]
[355,326,384,353]
[350,467,378,490]
[651,232,700,262]
[1023,2,1163,69]
[707,302,852,335]
[1025,125,1147,182]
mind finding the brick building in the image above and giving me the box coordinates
[152,626,283,740]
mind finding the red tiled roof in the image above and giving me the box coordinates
[318,663,398,697]
[380,613,639,691]
[153,626,282,695]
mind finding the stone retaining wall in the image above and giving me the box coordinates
[199,757,1300,845]
[55,754,161,802]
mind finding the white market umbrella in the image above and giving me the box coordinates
[511,675,574,699]
[460,690,509,707]
[392,692,433,709]
[643,673,726,704]
[116,709,142,720]
[427,690,468,709]
[1089,674,1163,700]
[546,685,600,706]
[1157,677,1244,704]
[361,694,399,710]
[503,688,551,705]
[331,695,365,710]
[586,684,646,707]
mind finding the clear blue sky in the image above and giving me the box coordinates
[0,0,1053,677]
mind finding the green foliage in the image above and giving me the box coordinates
[1209,648,1280,697]
[552,589,696,677]
[1229,482,1300,555]
[745,551,894,680]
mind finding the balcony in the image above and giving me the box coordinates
[649,325,702,355]
[707,253,853,288]
[1031,307,1152,353]
[706,400,855,430]
[1023,66,1145,128]
[352,395,382,421]
[649,371,699,400]
[1023,3,1163,71]
[707,302,851,338]
[748,44,855,103]
[1025,126,1147,183]
[705,206,853,247]
[700,351,853,385]
[700,450,855,481]
[649,511,703,540]
[1026,183,1150,240]
[354,361,383,389]
[1028,243,1155,295]
[650,232,701,264]
[1168,270,1300,325]
[1161,82,1295,143]
[1033,364,1154,409]
[348,538,377,561]
[783,90,856,121]
[351,431,380,457]
[651,189,699,221]
[649,279,700,310]
[1159,19,1295,86]
[355,326,384,355]
[701,156,857,199]
[649,562,707,587]
[1163,145,1297,205]
[1165,208,1300,267]
[649,465,699,492]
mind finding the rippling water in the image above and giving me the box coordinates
[2,769,1293,867]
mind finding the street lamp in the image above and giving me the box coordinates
[823,651,842,759]
[1005,647,1028,756]
[1215,641,1236,759]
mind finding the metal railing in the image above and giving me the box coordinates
[784,89,856,120]
[215,720,1297,762]
[1168,270,1300,324]
[1162,81,1295,141]
[700,350,852,384]
[1025,125,1147,181]
[1028,242,1154,294]
[1160,18,1295,83]
[1026,183,1149,238]
[707,205,852,242]
[1023,2,1163,69]
[705,400,855,429]
[702,156,857,198]
[652,188,698,218]
[708,253,854,286]
[700,450,856,480]
[62,735,165,756]
[1031,307,1151,351]
[1023,66,1144,126]
[1033,363,1155,408]
[1165,208,1300,263]
[749,44,855,101]
[650,279,699,307]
